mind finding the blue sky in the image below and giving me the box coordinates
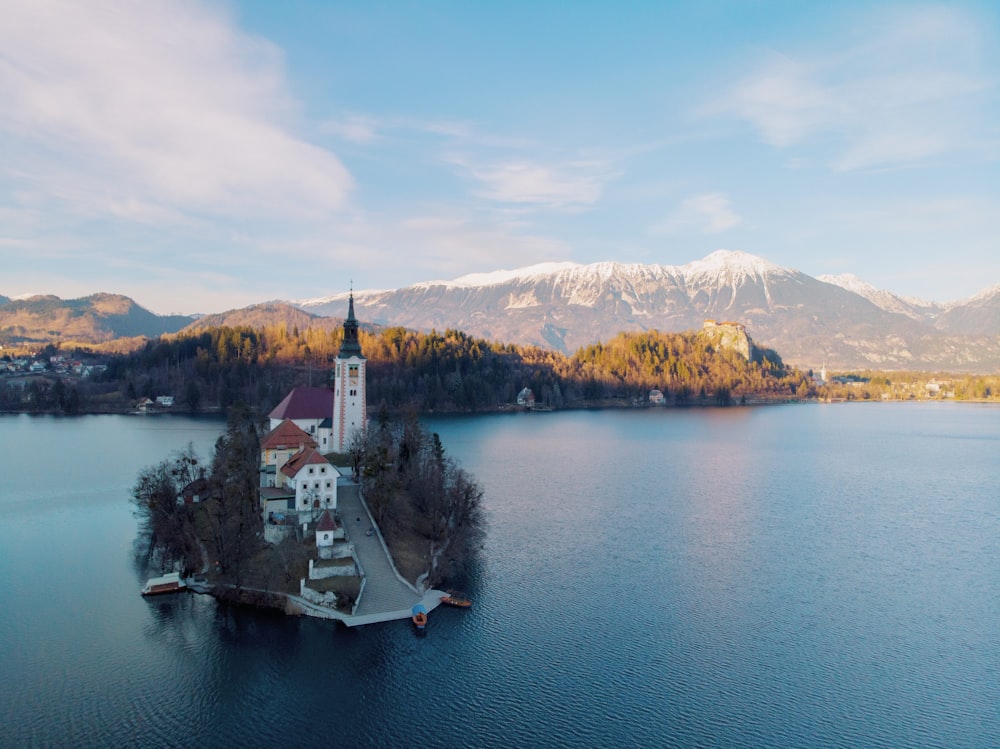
[2,1,998,314]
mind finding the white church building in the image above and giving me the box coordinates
[260,294,368,541]
[330,293,367,453]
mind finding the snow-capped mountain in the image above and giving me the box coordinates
[816,273,941,321]
[933,284,1000,337]
[294,250,1000,372]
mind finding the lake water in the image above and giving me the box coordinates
[1,405,998,748]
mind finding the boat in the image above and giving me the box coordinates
[439,593,472,608]
[411,603,428,630]
[140,572,187,596]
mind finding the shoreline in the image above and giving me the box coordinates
[184,580,448,627]
[9,394,1000,419]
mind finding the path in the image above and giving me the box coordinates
[188,477,444,627]
[335,479,441,625]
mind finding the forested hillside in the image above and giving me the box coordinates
[91,323,809,414]
[9,320,1000,415]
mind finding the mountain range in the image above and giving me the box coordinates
[5,251,1000,373]
[0,293,193,348]
[297,251,1000,373]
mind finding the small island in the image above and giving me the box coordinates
[132,297,483,626]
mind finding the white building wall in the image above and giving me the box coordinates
[332,357,367,452]
[291,464,338,512]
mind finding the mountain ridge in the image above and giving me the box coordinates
[296,251,1000,372]
[5,251,1000,372]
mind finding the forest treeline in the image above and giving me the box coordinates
[14,321,998,416]
[63,323,811,414]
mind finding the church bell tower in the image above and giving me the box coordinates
[331,293,367,452]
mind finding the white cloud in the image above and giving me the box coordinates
[0,0,353,222]
[655,193,742,235]
[399,211,570,274]
[322,115,381,143]
[715,6,995,171]
[450,156,610,210]
[849,196,999,234]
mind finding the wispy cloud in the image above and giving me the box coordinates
[448,155,612,210]
[654,193,742,235]
[321,115,381,143]
[713,6,995,171]
[399,211,570,276]
[0,0,353,222]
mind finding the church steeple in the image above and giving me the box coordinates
[338,293,364,359]
[331,289,367,452]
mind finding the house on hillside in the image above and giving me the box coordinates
[649,389,665,404]
[268,386,334,450]
[179,477,213,505]
[517,387,535,407]
[280,446,339,517]
[260,418,318,488]
[260,443,340,543]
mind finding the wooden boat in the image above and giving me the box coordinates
[141,572,187,596]
[439,593,472,608]
[411,603,428,630]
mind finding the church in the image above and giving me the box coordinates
[258,294,367,536]
[264,293,367,455]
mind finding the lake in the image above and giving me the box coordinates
[1,404,998,748]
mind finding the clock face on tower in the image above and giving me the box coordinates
[348,364,359,386]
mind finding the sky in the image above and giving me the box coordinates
[2,0,998,315]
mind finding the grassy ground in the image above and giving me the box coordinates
[379,489,434,585]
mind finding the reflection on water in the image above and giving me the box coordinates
[2,405,999,748]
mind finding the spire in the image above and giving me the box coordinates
[338,292,364,359]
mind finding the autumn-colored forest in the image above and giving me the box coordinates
[7,321,1000,415]
[90,322,809,414]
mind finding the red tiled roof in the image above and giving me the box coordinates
[316,509,337,532]
[268,387,333,421]
[281,447,331,478]
[261,419,317,450]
